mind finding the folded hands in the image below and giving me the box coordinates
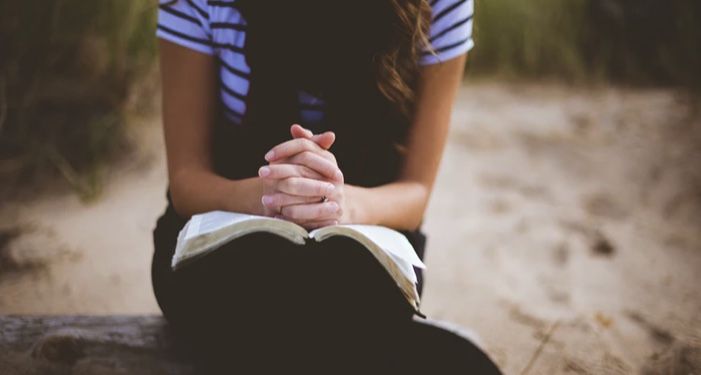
[259,124,350,229]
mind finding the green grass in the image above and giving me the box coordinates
[469,0,589,80]
[469,0,701,89]
[0,0,157,199]
[1,0,698,199]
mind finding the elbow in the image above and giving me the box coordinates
[168,181,191,219]
[168,170,197,218]
[405,182,431,231]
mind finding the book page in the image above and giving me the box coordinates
[183,211,263,240]
[173,211,310,270]
[311,225,425,269]
[387,252,418,284]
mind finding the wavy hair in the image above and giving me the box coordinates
[380,0,433,117]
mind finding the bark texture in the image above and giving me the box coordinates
[0,315,194,375]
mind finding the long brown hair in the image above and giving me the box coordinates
[379,0,433,117]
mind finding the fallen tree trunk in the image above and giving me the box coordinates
[0,315,494,374]
[0,315,194,375]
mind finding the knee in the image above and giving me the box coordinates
[309,237,415,322]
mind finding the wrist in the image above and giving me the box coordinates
[219,177,266,216]
[344,185,372,225]
[170,168,266,217]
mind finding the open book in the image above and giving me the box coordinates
[174,211,426,313]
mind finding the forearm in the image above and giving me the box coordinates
[348,56,467,231]
[347,181,430,231]
[169,168,264,218]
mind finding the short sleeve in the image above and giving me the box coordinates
[156,0,214,55]
[420,0,475,65]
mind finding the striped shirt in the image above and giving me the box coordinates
[157,0,474,126]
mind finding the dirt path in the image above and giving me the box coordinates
[0,115,167,314]
[1,82,700,374]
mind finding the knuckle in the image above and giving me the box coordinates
[297,151,311,163]
[323,151,336,162]
[302,166,319,179]
[300,139,315,151]
[268,165,281,177]
[285,206,299,219]
[290,165,303,177]
[293,166,305,178]
[281,164,294,175]
[316,158,331,172]
[322,208,332,217]
[288,178,301,191]
[280,179,293,192]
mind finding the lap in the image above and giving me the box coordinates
[153,222,412,325]
[150,206,502,374]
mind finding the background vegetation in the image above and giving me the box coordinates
[470,0,701,88]
[0,1,157,199]
[0,0,699,198]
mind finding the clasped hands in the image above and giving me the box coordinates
[258,124,348,229]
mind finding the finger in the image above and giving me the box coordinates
[258,164,324,180]
[279,201,340,221]
[274,149,337,166]
[265,138,323,162]
[290,124,314,139]
[270,133,337,164]
[311,132,335,150]
[286,151,343,182]
[261,193,323,212]
[277,177,336,197]
[290,124,336,150]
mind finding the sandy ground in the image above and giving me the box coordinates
[1,82,700,374]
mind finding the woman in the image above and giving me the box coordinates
[152,0,501,373]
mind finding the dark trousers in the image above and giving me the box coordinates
[151,204,502,374]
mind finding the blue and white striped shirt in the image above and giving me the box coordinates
[157,0,474,126]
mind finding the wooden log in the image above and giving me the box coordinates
[0,315,496,374]
[0,315,195,375]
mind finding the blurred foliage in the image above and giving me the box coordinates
[470,0,701,89]
[0,0,699,199]
[470,0,589,79]
[0,0,157,199]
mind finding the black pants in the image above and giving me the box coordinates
[151,203,502,374]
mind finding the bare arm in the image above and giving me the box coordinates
[161,38,464,227]
[160,40,264,217]
[347,55,467,230]
[265,55,468,230]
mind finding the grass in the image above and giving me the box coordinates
[469,0,589,81]
[0,0,698,200]
[469,0,701,89]
[0,0,157,200]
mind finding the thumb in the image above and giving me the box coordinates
[312,131,335,150]
[290,124,313,139]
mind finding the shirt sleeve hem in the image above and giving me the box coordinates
[156,31,215,56]
[419,39,474,66]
